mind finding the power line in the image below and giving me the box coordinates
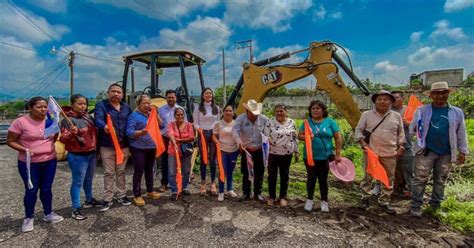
[35,66,69,96]
[133,0,229,41]
[175,0,230,33]
[0,41,37,53]
[6,0,69,51]
[18,56,69,94]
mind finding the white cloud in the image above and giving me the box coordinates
[410,31,424,43]
[408,45,473,66]
[444,0,474,12]
[374,60,403,72]
[28,0,67,13]
[313,5,327,20]
[224,0,312,33]
[0,5,69,44]
[329,11,343,19]
[89,0,219,20]
[429,19,466,42]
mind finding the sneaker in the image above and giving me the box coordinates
[43,212,64,224]
[84,198,102,208]
[226,190,238,198]
[279,198,288,207]
[200,183,206,196]
[210,183,218,196]
[146,191,161,200]
[379,203,396,215]
[304,199,314,212]
[218,193,224,202]
[359,198,370,210]
[255,195,265,202]
[100,201,113,212]
[21,218,34,233]
[117,196,132,206]
[72,209,87,220]
[133,197,145,206]
[182,189,191,196]
[410,207,422,218]
[370,183,381,196]
[171,193,178,201]
[321,201,329,213]
[239,194,250,202]
[267,198,274,206]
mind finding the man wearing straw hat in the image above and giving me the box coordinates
[409,81,468,218]
[232,99,268,201]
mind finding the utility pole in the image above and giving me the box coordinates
[222,48,226,105]
[68,51,75,99]
[236,39,253,63]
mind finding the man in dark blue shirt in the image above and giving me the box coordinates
[94,83,132,211]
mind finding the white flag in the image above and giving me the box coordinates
[44,96,61,138]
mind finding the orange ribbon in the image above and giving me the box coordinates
[304,119,315,166]
[175,146,183,200]
[106,113,124,165]
[403,94,423,123]
[146,107,166,157]
[198,129,209,165]
[216,143,225,183]
[365,147,390,188]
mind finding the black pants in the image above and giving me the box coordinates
[131,147,156,197]
[240,149,264,196]
[305,159,329,201]
[158,137,170,186]
[268,154,292,200]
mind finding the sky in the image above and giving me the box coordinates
[0,0,473,98]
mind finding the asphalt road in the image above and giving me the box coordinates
[0,145,472,247]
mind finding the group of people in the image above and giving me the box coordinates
[6,81,468,233]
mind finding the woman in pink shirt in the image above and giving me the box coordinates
[7,97,64,233]
[167,108,195,200]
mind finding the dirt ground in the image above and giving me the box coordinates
[0,145,472,247]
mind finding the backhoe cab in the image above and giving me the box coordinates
[121,50,207,122]
[227,41,371,128]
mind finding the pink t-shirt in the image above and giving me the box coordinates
[8,115,56,163]
[167,121,194,157]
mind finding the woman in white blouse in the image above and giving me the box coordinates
[212,105,239,201]
[263,104,299,206]
[192,88,221,195]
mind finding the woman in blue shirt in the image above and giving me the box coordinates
[298,100,342,213]
[126,95,162,206]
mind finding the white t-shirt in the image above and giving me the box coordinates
[213,120,238,153]
[193,102,220,130]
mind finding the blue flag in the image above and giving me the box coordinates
[44,96,61,138]
[261,133,270,168]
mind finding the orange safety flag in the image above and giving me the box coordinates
[365,147,390,188]
[304,120,315,166]
[175,147,183,200]
[146,107,166,157]
[106,114,124,165]
[403,94,423,123]
[215,143,225,183]
[198,129,209,165]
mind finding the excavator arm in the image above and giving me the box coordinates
[227,41,371,129]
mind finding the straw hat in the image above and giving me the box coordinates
[242,99,263,115]
[371,90,395,103]
[423,81,455,96]
[329,157,355,183]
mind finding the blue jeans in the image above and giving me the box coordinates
[18,159,57,218]
[68,152,97,210]
[168,155,191,194]
[198,129,217,182]
[411,151,451,209]
[218,151,239,193]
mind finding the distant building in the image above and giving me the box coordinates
[410,68,463,87]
